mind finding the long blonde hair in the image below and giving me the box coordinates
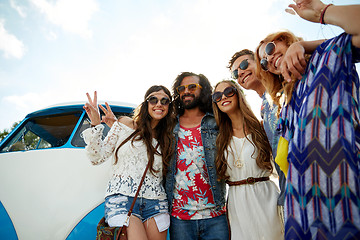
[212,80,272,180]
[255,30,305,111]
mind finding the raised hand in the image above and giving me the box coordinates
[286,0,326,23]
[99,102,117,128]
[280,41,307,82]
[83,91,101,126]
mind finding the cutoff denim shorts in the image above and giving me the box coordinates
[105,193,170,232]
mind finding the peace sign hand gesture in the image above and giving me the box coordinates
[99,102,117,128]
[83,91,101,126]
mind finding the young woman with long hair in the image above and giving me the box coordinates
[82,85,175,240]
[212,80,283,240]
[255,31,305,110]
[255,1,360,238]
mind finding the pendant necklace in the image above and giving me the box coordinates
[233,137,246,168]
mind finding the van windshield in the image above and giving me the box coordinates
[0,111,82,152]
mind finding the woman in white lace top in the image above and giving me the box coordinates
[82,85,175,240]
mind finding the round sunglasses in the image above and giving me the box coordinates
[260,42,276,71]
[176,83,202,94]
[147,96,170,106]
[212,86,237,103]
[231,59,249,80]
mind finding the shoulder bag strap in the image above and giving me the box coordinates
[126,160,150,218]
[115,160,150,239]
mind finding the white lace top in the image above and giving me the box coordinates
[82,121,166,200]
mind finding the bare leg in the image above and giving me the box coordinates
[127,215,148,240]
[144,217,167,240]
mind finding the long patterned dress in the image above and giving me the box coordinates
[279,33,360,239]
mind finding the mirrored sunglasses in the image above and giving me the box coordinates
[231,59,249,79]
[212,86,237,103]
[176,83,202,94]
[147,96,170,105]
[260,42,276,71]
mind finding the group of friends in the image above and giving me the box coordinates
[82,0,360,239]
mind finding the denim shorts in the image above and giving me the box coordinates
[105,193,170,232]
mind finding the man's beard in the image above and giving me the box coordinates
[180,94,201,109]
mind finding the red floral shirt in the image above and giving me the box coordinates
[171,125,225,220]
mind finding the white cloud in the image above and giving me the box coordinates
[10,0,27,18]
[4,93,41,110]
[45,31,58,41]
[30,0,98,38]
[0,19,26,59]
[3,91,70,116]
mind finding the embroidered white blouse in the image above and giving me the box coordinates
[82,121,166,200]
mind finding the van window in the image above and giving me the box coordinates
[71,112,132,147]
[0,111,82,152]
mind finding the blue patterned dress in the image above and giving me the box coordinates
[279,33,360,239]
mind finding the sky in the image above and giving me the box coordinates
[0,0,359,131]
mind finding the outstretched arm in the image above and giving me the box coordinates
[281,39,325,82]
[287,0,360,48]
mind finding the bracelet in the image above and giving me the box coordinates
[320,4,333,25]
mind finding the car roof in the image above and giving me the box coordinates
[26,101,136,118]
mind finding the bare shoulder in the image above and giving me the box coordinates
[118,116,136,129]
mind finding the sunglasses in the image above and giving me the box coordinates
[176,83,202,94]
[260,42,276,71]
[212,86,237,103]
[147,96,170,106]
[231,59,249,79]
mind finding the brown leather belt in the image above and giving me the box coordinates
[226,176,270,186]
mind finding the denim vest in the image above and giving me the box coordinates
[164,112,226,213]
[261,93,285,206]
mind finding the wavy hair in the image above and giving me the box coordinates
[212,80,273,180]
[172,72,213,116]
[255,30,305,111]
[114,85,175,176]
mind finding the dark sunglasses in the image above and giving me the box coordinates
[260,42,276,71]
[176,83,202,94]
[231,59,249,79]
[147,96,170,106]
[212,86,237,103]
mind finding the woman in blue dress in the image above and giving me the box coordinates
[255,1,360,239]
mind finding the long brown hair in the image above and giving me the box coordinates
[114,85,175,175]
[255,30,305,111]
[212,80,273,180]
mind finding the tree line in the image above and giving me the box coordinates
[0,122,19,142]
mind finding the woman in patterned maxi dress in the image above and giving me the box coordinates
[255,1,360,239]
[212,80,284,239]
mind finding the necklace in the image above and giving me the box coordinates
[233,137,246,168]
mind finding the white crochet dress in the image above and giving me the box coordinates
[82,121,166,200]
